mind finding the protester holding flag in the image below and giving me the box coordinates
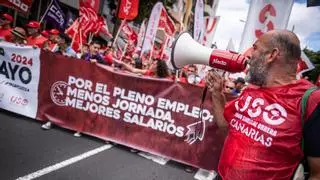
[43,29,60,51]
[26,21,48,48]
[206,30,320,179]
[0,13,13,41]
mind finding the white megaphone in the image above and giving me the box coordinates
[171,32,247,73]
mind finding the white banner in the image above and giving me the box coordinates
[0,42,40,118]
[136,19,147,52]
[239,0,294,52]
[194,0,205,43]
[141,2,163,57]
[203,16,220,47]
[226,38,235,51]
[296,50,315,79]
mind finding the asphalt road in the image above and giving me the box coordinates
[0,109,204,180]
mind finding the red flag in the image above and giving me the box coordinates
[65,19,82,51]
[65,1,106,51]
[115,43,123,60]
[117,0,139,20]
[0,0,33,14]
[158,8,176,36]
[99,16,113,38]
[120,22,137,56]
[122,23,133,38]
[296,51,315,79]
[122,23,137,42]
[80,0,100,13]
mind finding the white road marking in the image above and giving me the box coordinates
[16,144,113,180]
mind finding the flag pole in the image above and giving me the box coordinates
[39,0,54,24]
[138,19,148,58]
[70,19,80,51]
[148,32,157,62]
[13,10,17,27]
[71,33,76,47]
[37,0,43,21]
[120,42,129,61]
[80,29,83,49]
[112,19,126,47]
[160,35,168,59]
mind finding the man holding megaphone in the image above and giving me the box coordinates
[172,30,320,179]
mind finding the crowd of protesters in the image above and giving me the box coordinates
[1,12,249,138]
[2,10,320,179]
[1,12,247,91]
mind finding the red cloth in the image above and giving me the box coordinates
[44,40,57,51]
[0,27,12,41]
[117,0,139,20]
[143,69,155,77]
[179,77,188,83]
[27,35,47,48]
[219,80,319,180]
[104,54,113,65]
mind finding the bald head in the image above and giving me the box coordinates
[260,30,301,63]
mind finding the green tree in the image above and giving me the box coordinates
[303,48,320,82]
[134,0,174,23]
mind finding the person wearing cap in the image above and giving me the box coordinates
[26,21,47,48]
[0,13,13,42]
[11,27,27,45]
[43,29,60,51]
[232,77,246,96]
[41,30,49,38]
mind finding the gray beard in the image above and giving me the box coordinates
[246,56,268,86]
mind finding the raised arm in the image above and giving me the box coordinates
[205,70,228,128]
[113,59,147,74]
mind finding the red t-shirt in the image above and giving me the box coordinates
[0,27,12,42]
[27,35,48,48]
[219,79,319,180]
[104,54,113,65]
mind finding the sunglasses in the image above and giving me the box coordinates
[225,86,234,90]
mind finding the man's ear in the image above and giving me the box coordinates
[267,48,280,63]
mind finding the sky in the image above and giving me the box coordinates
[213,0,320,52]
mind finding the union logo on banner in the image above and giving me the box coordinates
[239,0,294,52]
